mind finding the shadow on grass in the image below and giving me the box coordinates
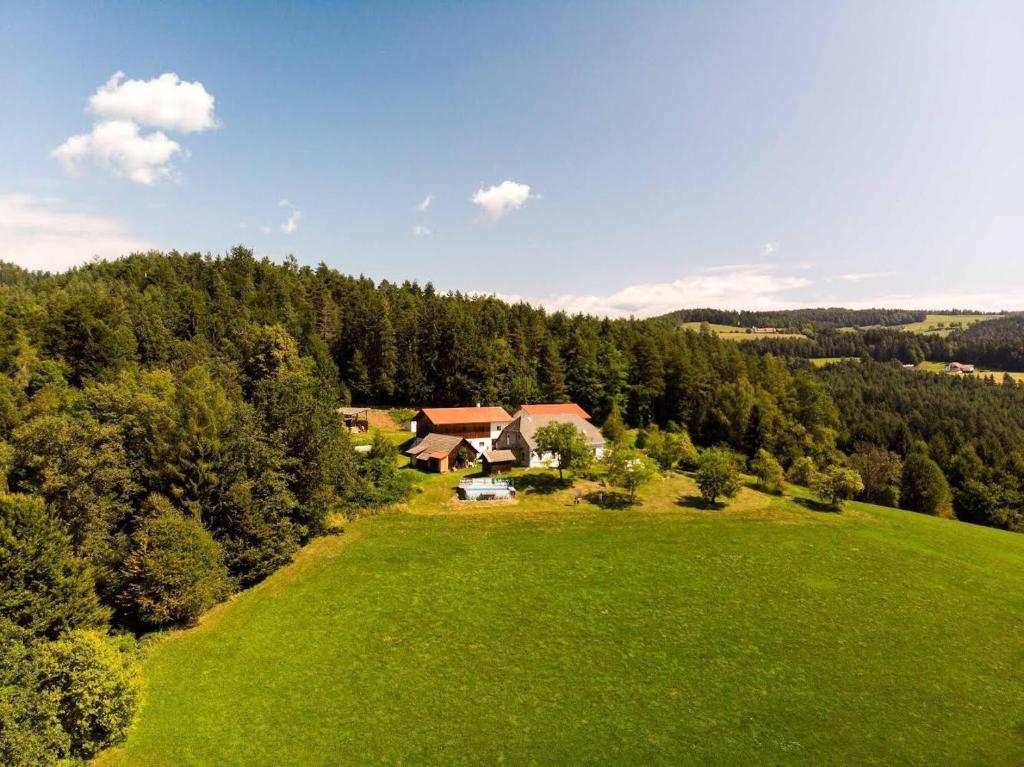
[676,494,727,511]
[583,490,635,509]
[513,473,572,494]
[793,497,842,514]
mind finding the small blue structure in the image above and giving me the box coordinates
[457,477,516,501]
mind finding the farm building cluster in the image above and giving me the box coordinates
[402,402,605,474]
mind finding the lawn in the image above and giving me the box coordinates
[97,470,1024,766]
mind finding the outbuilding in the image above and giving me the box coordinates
[482,450,516,475]
[405,432,480,473]
[337,406,370,433]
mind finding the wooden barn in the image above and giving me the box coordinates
[405,433,480,473]
[481,450,516,475]
[413,406,513,453]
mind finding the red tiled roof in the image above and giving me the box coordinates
[519,403,591,420]
[417,406,512,425]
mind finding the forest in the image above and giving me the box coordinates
[657,307,928,331]
[1,248,1022,763]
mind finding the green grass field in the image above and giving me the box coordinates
[678,321,807,341]
[913,360,1024,383]
[97,469,1024,766]
[895,313,999,336]
[808,356,859,367]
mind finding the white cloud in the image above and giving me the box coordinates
[472,180,534,219]
[0,193,152,272]
[53,71,217,184]
[845,289,1024,312]
[763,241,779,256]
[52,120,182,184]
[477,266,812,318]
[278,199,301,233]
[417,194,433,211]
[840,271,893,283]
[89,71,217,133]
[413,224,433,237]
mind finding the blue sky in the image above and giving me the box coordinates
[3,1,1024,315]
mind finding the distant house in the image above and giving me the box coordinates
[494,412,605,468]
[413,406,513,453]
[945,362,976,374]
[519,402,592,421]
[337,406,369,433]
[405,433,480,473]
[749,326,779,334]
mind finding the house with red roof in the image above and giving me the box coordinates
[518,402,591,420]
[413,406,513,453]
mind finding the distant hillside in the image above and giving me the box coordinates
[657,307,928,331]
[963,313,1024,341]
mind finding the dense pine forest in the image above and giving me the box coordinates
[1,247,1023,763]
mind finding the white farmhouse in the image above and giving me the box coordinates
[494,411,605,468]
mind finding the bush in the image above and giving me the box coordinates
[788,456,817,487]
[36,630,141,760]
[644,430,699,472]
[115,496,231,629]
[695,448,741,504]
[901,448,953,517]
[600,404,626,444]
[749,449,785,494]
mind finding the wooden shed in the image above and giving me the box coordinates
[482,450,516,475]
[337,406,369,433]
[405,433,480,473]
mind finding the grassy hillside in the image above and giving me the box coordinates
[98,470,1024,767]
[678,321,807,341]
[892,313,999,336]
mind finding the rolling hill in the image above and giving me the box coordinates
[97,469,1024,767]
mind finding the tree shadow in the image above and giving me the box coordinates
[583,490,634,509]
[513,473,571,495]
[676,494,726,511]
[792,497,841,514]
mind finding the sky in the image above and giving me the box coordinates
[2,1,1024,317]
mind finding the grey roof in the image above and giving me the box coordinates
[483,450,516,463]
[503,413,604,451]
[405,432,477,457]
[338,407,369,416]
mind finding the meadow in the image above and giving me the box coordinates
[892,313,999,336]
[96,464,1024,767]
[678,322,807,341]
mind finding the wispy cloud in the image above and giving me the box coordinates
[477,265,812,318]
[52,71,217,184]
[0,193,152,272]
[472,180,535,219]
[417,194,433,211]
[412,224,432,237]
[279,199,301,233]
[840,271,893,283]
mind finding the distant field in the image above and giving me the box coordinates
[678,321,807,341]
[897,313,999,336]
[915,360,1024,383]
[98,467,1024,766]
[809,357,859,367]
